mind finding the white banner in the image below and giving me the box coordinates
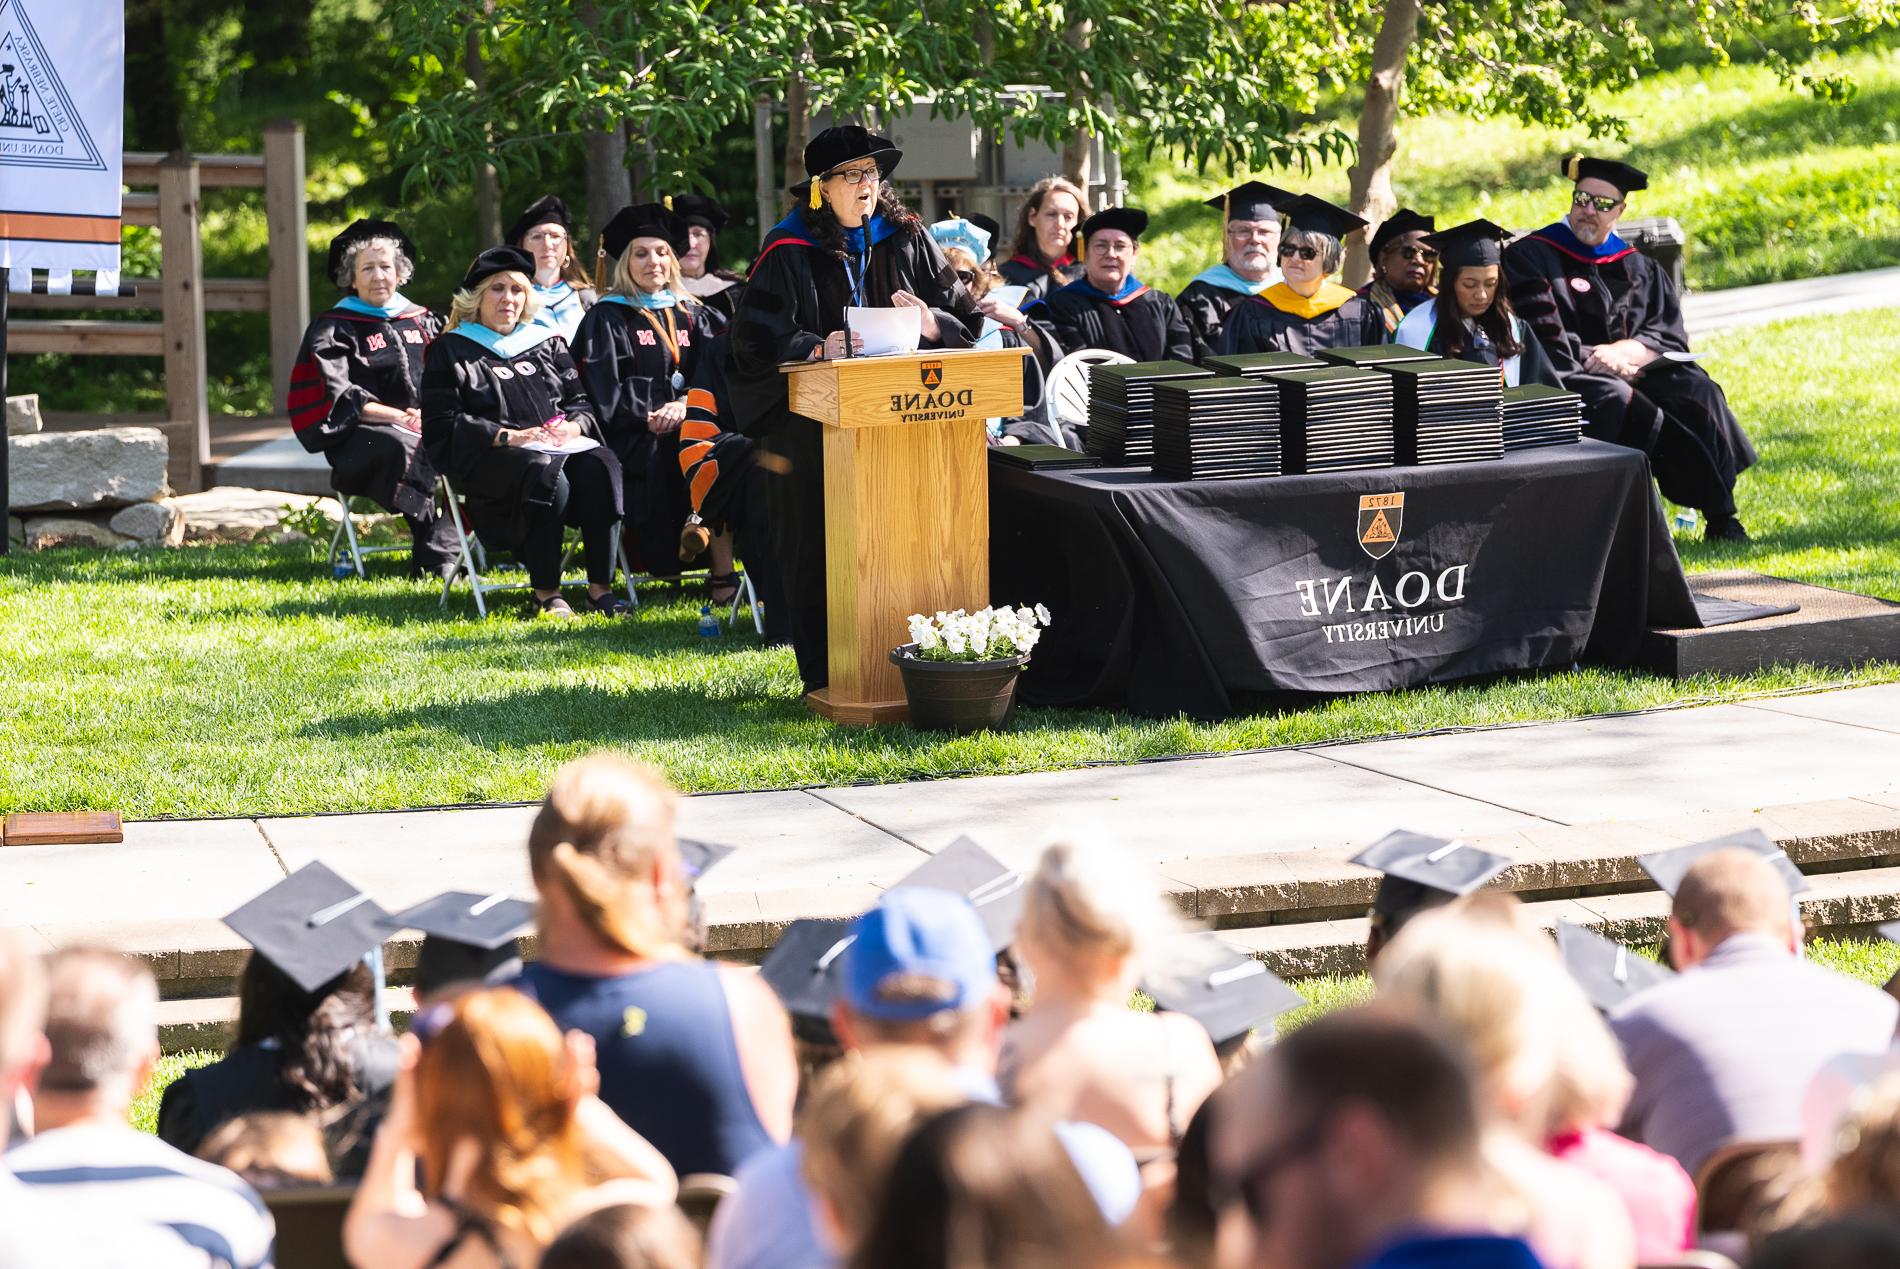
[0,0,122,271]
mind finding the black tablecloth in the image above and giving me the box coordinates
[989,440,1701,719]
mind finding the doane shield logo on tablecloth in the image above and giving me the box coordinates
[1357,492,1404,560]
[920,359,944,389]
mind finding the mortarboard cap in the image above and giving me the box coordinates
[385,891,535,996]
[508,195,576,247]
[1637,827,1809,898]
[1351,830,1512,930]
[678,836,737,883]
[1561,155,1648,195]
[1368,208,1436,259]
[1555,921,1673,1013]
[1422,218,1511,271]
[327,218,417,290]
[1207,181,1298,225]
[1143,932,1304,1049]
[600,202,692,262]
[893,836,1025,954]
[459,245,536,295]
[1079,206,1150,245]
[1281,194,1368,241]
[759,916,857,1031]
[670,194,728,233]
[224,862,391,995]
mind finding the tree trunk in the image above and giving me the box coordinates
[1059,20,1095,194]
[575,0,632,241]
[1342,0,1420,289]
[123,0,183,152]
[783,68,810,199]
[465,4,501,247]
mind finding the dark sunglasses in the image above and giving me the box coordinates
[1571,190,1623,214]
[1277,244,1321,261]
[1394,246,1440,264]
[954,269,977,285]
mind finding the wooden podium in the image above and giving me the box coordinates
[781,346,1029,725]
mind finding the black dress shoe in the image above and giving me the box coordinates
[1704,515,1751,543]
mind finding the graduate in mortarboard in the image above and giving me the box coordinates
[998,176,1092,301]
[1505,156,1757,541]
[570,202,736,599]
[1394,219,1561,388]
[1176,181,1295,364]
[726,124,982,695]
[1027,206,1195,364]
[420,246,626,619]
[672,193,746,323]
[510,195,598,344]
[1218,195,1387,357]
[1359,207,1437,336]
[289,218,459,578]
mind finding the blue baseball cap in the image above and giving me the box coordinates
[842,887,996,1022]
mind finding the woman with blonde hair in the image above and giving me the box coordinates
[571,202,739,603]
[999,176,1092,302]
[999,839,1221,1162]
[519,753,797,1179]
[420,245,625,618]
[343,986,676,1269]
[1374,898,1647,1269]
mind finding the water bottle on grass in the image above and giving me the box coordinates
[1672,509,1698,534]
[698,605,721,642]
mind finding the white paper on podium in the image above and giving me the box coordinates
[522,434,601,455]
[976,284,1031,349]
[846,305,923,357]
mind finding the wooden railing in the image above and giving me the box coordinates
[8,122,309,493]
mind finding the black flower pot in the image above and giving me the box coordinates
[890,643,1029,734]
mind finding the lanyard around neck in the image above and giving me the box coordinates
[635,306,680,367]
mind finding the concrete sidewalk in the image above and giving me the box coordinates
[5,683,1898,968]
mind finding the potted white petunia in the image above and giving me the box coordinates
[890,604,1052,733]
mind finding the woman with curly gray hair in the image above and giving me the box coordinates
[289,218,458,577]
[1218,194,1387,356]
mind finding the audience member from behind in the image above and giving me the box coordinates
[1375,900,1641,1269]
[0,934,202,1269]
[9,949,274,1269]
[521,753,797,1177]
[198,1111,334,1191]
[800,1048,970,1260]
[158,944,396,1179]
[849,1102,1124,1269]
[1611,847,1899,1177]
[344,986,676,1269]
[705,887,1139,1269]
[1209,1005,1544,1269]
[542,1203,703,1269]
[1002,839,1222,1160]
[1752,1212,1900,1269]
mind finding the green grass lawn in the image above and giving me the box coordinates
[1,309,1895,818]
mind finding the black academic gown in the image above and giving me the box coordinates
[1036,279,1196,364]
[1505,226,1756,516]
[998,255,1083,304]
[728,210,982,693]
[1176,279,1256,365]
[289,305,443,519]
[1218,282,1387,357]
[419,330,623,547]
[156,1036,398,1180]
[572,299,719,576]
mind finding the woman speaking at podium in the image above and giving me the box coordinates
[727,124,982,698]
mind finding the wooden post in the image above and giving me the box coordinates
[158,154,208,494]
[264,120,309,419]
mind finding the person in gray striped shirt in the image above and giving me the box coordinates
[6,948,275,1269]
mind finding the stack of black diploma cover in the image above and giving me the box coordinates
[1151,376,1285,481]
[1500,383,1586,451]
[1085,360,1212,465]
[1259,364,1397,474]
[1378,357,1506,466]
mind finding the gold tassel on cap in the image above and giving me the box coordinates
[663,194,674,211]
[1072,229,1083,258]
[809,180,823,211]
[593,241,607,292]
[1565,155,1583,181]
[1223,190,1231,220]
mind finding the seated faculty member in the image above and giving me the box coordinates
[420,245,626,619]
[1360,207,1438,337]
[1505,156,1757,540]
[512,194,598,344]
[726,123,981,697]
[289,218,458,577]
[1610,846,1898,1177]
[1395,219,1561,387]
[1218,194,1386,356]
[1031,206,1195,364]
[673,192,746,324]
[1176,180,1294,363]
[997,175,1091,302]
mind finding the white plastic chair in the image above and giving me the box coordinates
[1043,349,1135,446]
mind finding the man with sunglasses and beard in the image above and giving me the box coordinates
[1506,156,1757,542]
[1208,1006,1546,1269]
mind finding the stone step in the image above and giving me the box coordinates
[1225,862,1900,979]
